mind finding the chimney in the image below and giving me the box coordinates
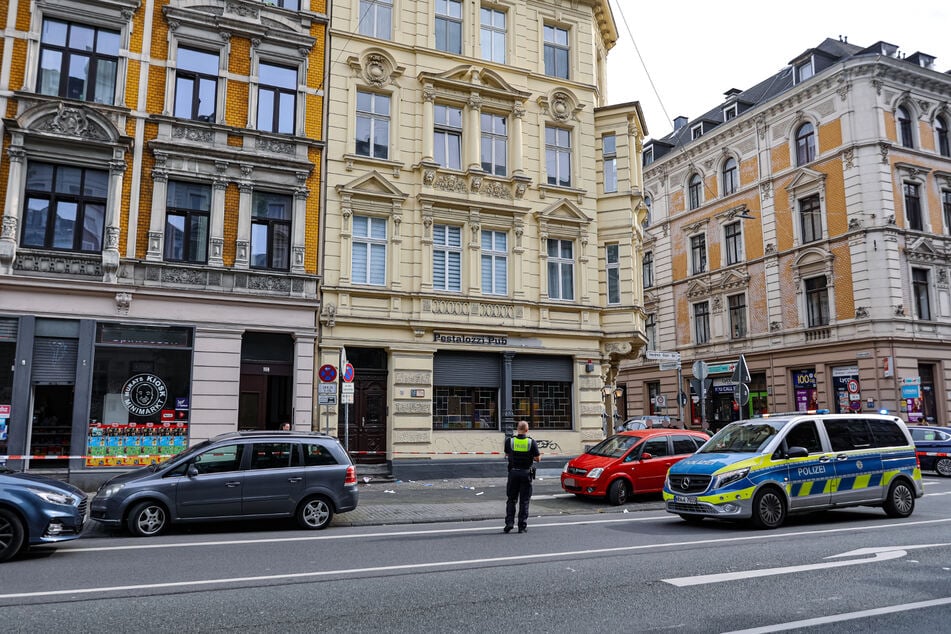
[673,116,688,130]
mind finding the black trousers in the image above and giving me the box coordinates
[505,468,533,529]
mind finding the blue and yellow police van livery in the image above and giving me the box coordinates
[664,413,923,529]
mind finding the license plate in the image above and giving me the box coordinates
[564,478,576,487]
[674,495,696,504]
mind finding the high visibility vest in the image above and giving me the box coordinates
[511,436,530,452]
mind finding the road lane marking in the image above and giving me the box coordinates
[6,518,951,600]
[723,596,951,633]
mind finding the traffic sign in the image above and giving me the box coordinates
[692,361,709,380]
[659,361,681,371]
[846,379,860,394]
[647,350,681,362]
[734,383,750,406]
[341,383,355,394]
[318,364,338,383]
[341,393,354,404]
[731,354,751,384]
[655,394,667,408]
[342,363,355,383]
[318,383,337,395]
[318,394,337,405]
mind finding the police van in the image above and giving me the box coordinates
[663,412,923,529]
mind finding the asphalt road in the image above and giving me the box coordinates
[3,476,951,632]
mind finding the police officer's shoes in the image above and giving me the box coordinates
[503,526,513,534]
[517,527,527,534]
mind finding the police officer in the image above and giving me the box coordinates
[504,420,540,534]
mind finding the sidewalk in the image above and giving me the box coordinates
[332,469,666,527]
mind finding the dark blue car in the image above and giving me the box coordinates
[909,426,951,477]
[0,468,88,562]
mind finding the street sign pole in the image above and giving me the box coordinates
[341,347,349,453]
[693,361,709,430]
[677,363,684,426]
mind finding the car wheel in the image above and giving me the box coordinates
[127,501,169,537]
[297,496,334,530]
[883,479,915,518]
[0,509,26,563]
[750,487,786,529]
[678,514,704,525]
[606,479,629,506]
[935,458,951,477]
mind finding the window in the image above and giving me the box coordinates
[795,122,816,166]
[355,90,390,159]
[691,124,703,140]
[545,126,571,187]
[723,104,737,121]
[303,443,339,466]
[943,190,951,234]
[480,7,505,63]
[693,301,710,344]
[250,192,291,270]
[435,0,462,54]
[433,224,462,292]
[642,251,653,289]
[784,421,822,453]
[642,196,652,228]
[641,438,670,458]
[606,244,620,305]
[796,59,814,83]
[257,62,296,134]
[897,106,914,148]
[434,104,463,170]
[481,230,507,295]
[174,47,218,122]
[673,435,700,455]
[722,158,738,195]
[38,19,119,104]
[433,386,499,430]
[269,0,301,9]
[543,24,569,79]
[690,234,706,274]
[912,268,931,320]
[513,380,572,430]
[193,444,244,474]
[21,162,107,252]
[724,221,742,265]
[643,146,653,166]
[645,313,656,350]
[480,112,507,176]
[688,173,702,210]
[799,194,822,243]
[358,0,392,39]
[164,181,210,264]
[937,116,951,157]
[603,134,617,193]
[904,182,923,231]
[352,215,387,285]
[804,276,830,327]
[547,238,574,300]
[729,293,747,338]
[249,443,294,470]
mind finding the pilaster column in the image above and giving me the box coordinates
[292,171,309,274]
[145,152,168,261]
[0,147,26,274]
[235,174,253,269]
[421,85,435,163]
[467,94,482,171]
[102,159,127,283]
[511,104,525,176]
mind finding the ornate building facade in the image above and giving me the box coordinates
[0,0,326,481]
[320,0,647,468]
[620,38,951,429]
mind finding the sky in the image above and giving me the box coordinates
[606,0,951,141]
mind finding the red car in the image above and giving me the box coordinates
[561,428,709,505]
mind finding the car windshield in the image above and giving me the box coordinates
[700,422,783,454]
[587,434,641,458]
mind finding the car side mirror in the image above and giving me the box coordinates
[641,452,653,460]
[187,464,199,477]
[786,446,809,459]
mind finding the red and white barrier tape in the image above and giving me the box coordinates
[2,449,565,461]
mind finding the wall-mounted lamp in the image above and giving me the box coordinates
[614,387,624,399]
[585,359,595,373]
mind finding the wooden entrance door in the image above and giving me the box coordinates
[348,370,387,464]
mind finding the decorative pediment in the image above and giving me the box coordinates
[686,279,711,299]
[895,162,932,182]
[785,167,826,192]
[643,290,659,307]
[336,170,408,202]
[682,218,709,234]
[537,89,584,122]
[349,48,405,88]
[18,101,122,145]
[535,198,592,226]
[419,65,530,101]
[794,246,832,268]
[905,236,940,263]
[716,268,750,290]
[165,1,317,49]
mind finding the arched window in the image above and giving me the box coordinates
[722,158,738,195]
[688,174,702,210]
[795,122,816,165]
[642,195,652,228]
[897,106,914,148]
[936,115,950,157]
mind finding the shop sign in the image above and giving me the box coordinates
[792,370,817,388]
[0,404,10,418]
[434,332,508,346]
[121,374,168,417]
[707,363,736,375]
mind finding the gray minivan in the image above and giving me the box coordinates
[91,431,358,536]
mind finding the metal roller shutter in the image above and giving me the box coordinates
[512,354,572,382]
[31,337,78,385]
[433,352,500,387]
[0,318,17,342]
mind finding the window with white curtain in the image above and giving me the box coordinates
[481,230,507,295]
[433,224,462,291]
[547,238,574,300]
[352,215,387,285]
